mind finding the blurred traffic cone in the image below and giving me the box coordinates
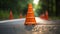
[9,10,13,20]
[40,13,46,20]
[45,10,48,20]
[20,13,22,18]
[24,3,37,25]
[24,15,26,18]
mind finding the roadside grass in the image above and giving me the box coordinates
[0,10,60,20]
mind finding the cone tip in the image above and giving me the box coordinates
[28,3,32,8]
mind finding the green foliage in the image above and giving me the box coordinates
[0,0,59,20]
[0,10,9,20]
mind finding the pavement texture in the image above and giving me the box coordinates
[0,17,60,34]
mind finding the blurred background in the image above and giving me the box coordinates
[0,0,58,20]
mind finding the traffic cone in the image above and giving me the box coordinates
[24,3,37,25]
[45,10,48,20]
[40,13,46,20]
[20,13,22,18]
[9,10,13,20]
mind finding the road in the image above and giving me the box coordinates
[0,17,60,34]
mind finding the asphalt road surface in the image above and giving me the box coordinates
[0,17,60,34]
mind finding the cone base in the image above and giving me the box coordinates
[24,23,37,26]
[9,17,13,20]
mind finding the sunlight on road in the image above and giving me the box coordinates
[25,25,58,34]
[35,17,46,23]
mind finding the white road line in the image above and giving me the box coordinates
[0,18,25,23]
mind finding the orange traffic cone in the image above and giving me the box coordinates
[40,13,46,20]
[45,10,48,20]
[9,10,13,20]
[20,13,22,18]
[24,3,37,25]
